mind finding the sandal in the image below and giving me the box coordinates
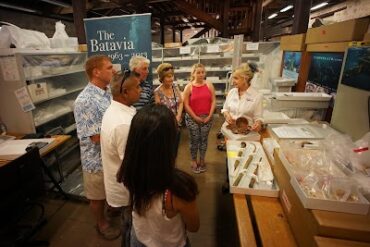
[96,225,121,240]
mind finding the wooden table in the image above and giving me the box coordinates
[232,129,297,246]
[233,193,297,247]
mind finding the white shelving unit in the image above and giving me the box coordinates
[0,49,87,135]
[152,41,252,108]
[151,41,281,108]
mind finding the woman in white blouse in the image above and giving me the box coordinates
[222,63,263,132]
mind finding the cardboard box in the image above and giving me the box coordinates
[364,33,370,41]
[314,236,370,247]
[305,18,370,44]
[306,42,349,52]
[281,34,306,51]
[273,150,370,246]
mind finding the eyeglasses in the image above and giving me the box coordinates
[119,69,132,94]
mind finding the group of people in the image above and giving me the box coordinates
[73,53,263,246]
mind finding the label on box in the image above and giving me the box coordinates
[207,45,220,53]
[281,190,292,213]
[180,46,191,54]
[14,86,35,112]
[246,42,259,51]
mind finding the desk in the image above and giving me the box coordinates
[0,135,71,198]
[0,135,71,167]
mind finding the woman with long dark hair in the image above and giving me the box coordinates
[117,104,199,247]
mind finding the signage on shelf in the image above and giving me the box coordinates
[246,42,259,51]
[179,46,191,55]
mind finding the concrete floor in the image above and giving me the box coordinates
[34,115,240,247]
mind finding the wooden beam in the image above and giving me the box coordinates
[173,0,223,31]
[229,27,252,36]
[172,26,176,42]
[72,0,86,44]
[222,0,230,38]
[292,0,312,34]
[160,15,165,45]
[182,26,211,45]
[252,0,262,42]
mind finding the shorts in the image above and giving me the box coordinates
[83,170,106,200]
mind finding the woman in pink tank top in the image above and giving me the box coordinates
[183,64,216,174]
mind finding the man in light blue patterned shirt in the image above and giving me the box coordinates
[74,55,120,240]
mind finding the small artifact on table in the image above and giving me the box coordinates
[226,117,250,135]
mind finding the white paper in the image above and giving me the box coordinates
[246,42,259,51]
[14,87,35,112]
[0,56,20,82]
[207,45,220,53]
[0,138,55,159]
[179,46,191,54]
[272,126,316,139]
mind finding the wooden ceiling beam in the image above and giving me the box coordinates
[173,0,223,31]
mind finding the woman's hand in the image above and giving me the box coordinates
[193,116,203,124]
[251,120,262,132]
[224,112,235,125]
[203,115,212,124]
[176,114,182,125]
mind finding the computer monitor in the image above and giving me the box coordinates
[341,47,370,91]
[306,52,344,94]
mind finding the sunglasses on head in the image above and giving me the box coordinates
[162,66,174,72]
[119,69,139,94]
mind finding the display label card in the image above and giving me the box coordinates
[179,46,191,54]
[0,56,20,82]
[14,87,35,112]
[246,42,259,51]
[207,45,220,53]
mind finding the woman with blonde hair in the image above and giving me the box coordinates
[183,63,216,173]
[222,63,263,132]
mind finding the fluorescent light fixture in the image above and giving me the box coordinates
[0,3,38,13]
[39,0,71,8]
[181,17,189,23]
[311,2,328,11]
[268,13,278,19]
[280,5,293,12]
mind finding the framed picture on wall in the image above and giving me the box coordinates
[282,51,302,80]
[341,47,370,91]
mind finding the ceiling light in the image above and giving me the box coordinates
[181,17,189,23]
[280,5,293,12]
[311,2,328,11]
[0,3,38,13]
[154,21,160,26]
[39,0,71,8]
[268,13,278,19]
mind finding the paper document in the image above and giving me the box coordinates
[272,126,316,139]
[0,138,55,160]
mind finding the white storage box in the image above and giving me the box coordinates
[290,176,369,215]
[270,92,332,109]
[227,140,279,197]
[271,77,296,92]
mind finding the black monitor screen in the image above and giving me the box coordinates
[307,52,344,93]
[341,47,370,91]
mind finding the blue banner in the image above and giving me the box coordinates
[84,13,152,75]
